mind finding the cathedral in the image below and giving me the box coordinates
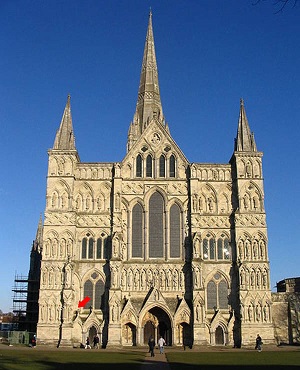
[34,12,275,347]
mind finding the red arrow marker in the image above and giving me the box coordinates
[78,296,90,308]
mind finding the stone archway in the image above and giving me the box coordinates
[122,322,137,346]
[142,306,172,346]
[215,325,224,345]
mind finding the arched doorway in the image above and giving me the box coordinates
[88,326,97,345]
[181,322,192,349]
[142,307,172,346]
[144,320,155,344]
[215,325,224,345]
[123,322,137,346]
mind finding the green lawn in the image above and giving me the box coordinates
[0,346,299,370]
[0,348,145,370]
[166,350,300,369]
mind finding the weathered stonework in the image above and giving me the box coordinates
[34,12,277,348]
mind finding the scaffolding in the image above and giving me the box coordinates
[12,273,40,332]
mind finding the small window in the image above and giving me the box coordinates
[159,155,166,177]
[169,155,176,177]
[136,155,142,177]
[82,238,87,259]
[146,155,153,177]
[96,238,102,259]
[88,238,94,259]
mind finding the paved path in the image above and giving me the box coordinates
[139,350,171,370]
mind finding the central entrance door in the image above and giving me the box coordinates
[143,307,172,345]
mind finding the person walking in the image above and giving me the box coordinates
[148,335,155,357]
[255,334,263,352]
[85,337,91,349]
[93,334,99,349]
[158,336,166,354]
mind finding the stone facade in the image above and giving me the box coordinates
[35,12,275,347]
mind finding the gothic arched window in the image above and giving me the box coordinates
[96,238,102,259]
[217,235,231,260]
[207,280,217,309]
[88,238,94,259]
[146,155,153,177]
[136,154,142,177]
[84,277,105,310]
[207,274,228,310]
[169,155,176,177]
[83,280,93,306]
[202,234,215,260]
[149,192,164,258]
[82,237,87,259]
[159,155,166,177]
[132,203,143,258]
[170,203,181,258]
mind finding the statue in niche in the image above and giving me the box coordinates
[207,197,213,212]
[250,271,255,286]
[57,158,64,175]
[166,269,172,288]
[195,304,202,322]
[86,195,91,210]
[159,270,165,289]
[97,197,102,210]
[193,237,200,256]
[253,240,258,258]
[192,194,198,212]
[141,270,146,289]
[263,305,269,322]
[240,269,245,286]
[248,305,253,322]
[127,270,133,289]
[256,305,261,322]
[121,270,126,288]
[179,272,184,289]
[259,241,265,258]
[173,270,178,289]
[60,239,66,257]
[40,304,46,322]
[52,192,58,208]
[134,270,139,289]
[67,239,73,256]
[253,195,259,210]
[198,196,203,211]
[243,195,249,210]
[262,271,267,287]
[121,242,126,260]
[111,266,118,288]
[42,269,47,286]
[238,240,243,259]
[245,162,252,177]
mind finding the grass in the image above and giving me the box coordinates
[166,351,300,369]
[0,345,299,370]
[0,347,145,370]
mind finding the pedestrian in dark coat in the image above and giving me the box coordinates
[148,335,155,357]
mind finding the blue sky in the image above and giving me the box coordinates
[0,0,299,313]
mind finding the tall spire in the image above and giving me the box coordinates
[134,11,164,132]
[32,214,43,253]
[235,99,257,152]
[53,95,76,150]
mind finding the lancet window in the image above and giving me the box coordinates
[203,234,230,261]
[131,191,183,259]
[81,236,108,260]
[207,273,228,310]
[83,275,105,309]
